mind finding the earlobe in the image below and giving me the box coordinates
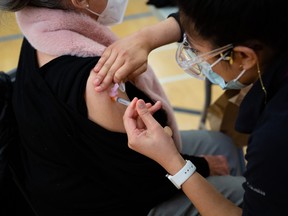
[71,0,88,9]
[233,46,258,70]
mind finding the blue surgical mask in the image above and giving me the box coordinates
[201,56,247,90]
[203,66,247,90]
[176,34,247,90]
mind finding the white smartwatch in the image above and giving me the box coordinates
[166,160,196,189]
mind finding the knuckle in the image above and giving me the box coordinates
[102,63,112,72]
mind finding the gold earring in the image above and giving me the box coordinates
[257,62,267,104]
[221,51,234,65]
[229,51,234,65]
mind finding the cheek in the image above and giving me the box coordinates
[90,1,107,14]
[213,63,238,82]
[240,70,258,85]
[211,64,229,81]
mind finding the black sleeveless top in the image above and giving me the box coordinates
[12,38,209,215]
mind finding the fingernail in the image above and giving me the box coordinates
[138,100,145,109]
[94,64,100,71]
[119,82,126,92]
[94,78,100,85]
[94,86,102,92]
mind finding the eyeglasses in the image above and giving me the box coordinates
[176,33,233,80]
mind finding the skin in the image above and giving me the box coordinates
[122,27,262,215]
[71,0,107,16]
[91,13,233,176]
[124,98,242,216]
[184,33,259,85]
[34,0,127,132]
[93,16,182,92]
[38,0,231,176]
[92,19,259,90]
[36,0,161,133]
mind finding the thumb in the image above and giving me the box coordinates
[136,99,158,129]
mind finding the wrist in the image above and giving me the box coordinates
[136,27,156,52]
[166,160,197,189]
[165,156,187,175]
[136,18,180,52]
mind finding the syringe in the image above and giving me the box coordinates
[111,96,131,106]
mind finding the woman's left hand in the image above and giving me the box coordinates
[123,98,181,170]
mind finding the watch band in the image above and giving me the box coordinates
[166,160,196,189]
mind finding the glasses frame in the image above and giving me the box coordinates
[176,33,233,79]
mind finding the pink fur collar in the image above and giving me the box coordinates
[16,7,118,57]
[15,7,182,149]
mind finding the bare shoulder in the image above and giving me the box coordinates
[36,51,127,132]
[85,70,128,132]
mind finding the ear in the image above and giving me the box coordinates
[233,46,258,70]
[70,0,88,9]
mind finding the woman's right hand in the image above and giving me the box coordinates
[93,16,182,92]
[93,32,151,92]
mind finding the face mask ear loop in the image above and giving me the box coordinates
[257,62,267,104]
[233,69,246,82]
[86,4,102,17]
[210,51,229,68]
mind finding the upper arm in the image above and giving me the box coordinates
[85,70,128,133]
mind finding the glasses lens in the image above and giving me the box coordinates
[176,42,205,80]
[176,33,233,80]
[184,65,206,80]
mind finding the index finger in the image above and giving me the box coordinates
[93,49,112,73]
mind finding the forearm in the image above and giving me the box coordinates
[165,156,242,216]
[124,99,242,215]
[182,154,210,177]
[134,16,181,52]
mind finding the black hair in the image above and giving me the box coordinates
[177,0,287,52]
[0,0,67,11]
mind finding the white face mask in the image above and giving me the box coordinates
[86,0,129,26]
